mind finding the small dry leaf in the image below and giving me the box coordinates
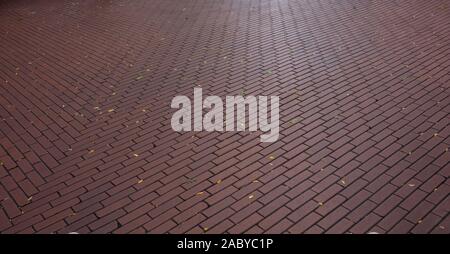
[0,161,3,166]
[439,225,445,229]
[27,196,33,201]
[433,133,439,137]
[417,220,422,224]
[133,153,139,157]
[445,148,448,152]
[248,195,254,199]
[203,227,208,232]
[216,179,222,184]
[408,183,415,187]
[318,202,324,206]
[135,76,144,81]
[137,179,144,184]
[88,149,95,154]
[252,180,260,183]
[142,109,147,112]
[196,192,204,196]
[107,108,115,113]
[268,155,275,160]
[340,180,346,185]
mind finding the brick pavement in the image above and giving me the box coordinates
[0,0,449,234]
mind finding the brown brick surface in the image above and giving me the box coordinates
[0,0,449,234]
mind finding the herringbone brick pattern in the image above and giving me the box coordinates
[0,0,449,234]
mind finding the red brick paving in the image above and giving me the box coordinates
[0,0,449,234]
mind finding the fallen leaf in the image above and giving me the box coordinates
[196,192,204,196]
[88,149,95,154]
[248,195,254,199]
[268,155,275,160]
[203,227,208,232]
[252,180,260,183]
[408,183,415,187]
[318,202,324,206]
[27,196,33,201]
[133,153,139,157]
[439,225,445,229]
[340,180,346,185]
[137,179,144,184]
[433,133,439,137]
[135,76,144,81]
[417,220,422,224]
[216,179,222,184]
[107,108,115,113]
